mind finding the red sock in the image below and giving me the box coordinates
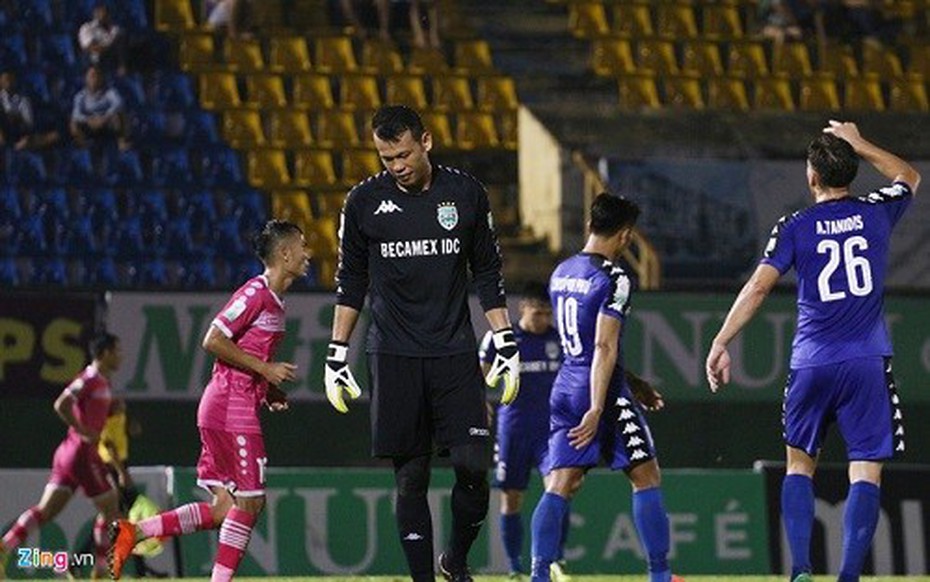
[93,515,107,565]
[2,506,43,549]
[138,502,213,538]
[211,507,257,582]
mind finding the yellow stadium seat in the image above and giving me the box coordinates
[422,111,454,149]
[662,76,703,109]
[293,149,339,187]
[569,1,610,38]
[268,110,313,147]
[799,74,840,111]
[340,74,382,111]
[155,0,195,31]
[454,39,496,74]
[385,74,429,109]
[248,150,291,188]
[844,77,885,111]
[707,77,749,111]
[753,77,795,111]
[702,3,743,39]
[224,38,264,72]
[592,37,636,76]
[455,111,500,149]
[316,110,360,147]
[308,216,339,260]
[889,77,929,112]
[361,38,404,75]
[817,42,859,78]
[292,73,335,110]
[617,73,660,110]
[906,43,930,76]
[179,32,215,72]
[407,47,449,75]
[222,109,266,148]
[637,39,678,75]
[862,42,903,77]
[772,41,813,78]
[498,111,518,150]
[269,36,312,73]
[315,36,358,73]
[476,75,518,112]
[272,190,314,223]
[657,3,698,39]
[612,2,653,36]
[727,40,768,78]
[316,190,348,216]
[245,74,287,108]
[341,149,384,184]
[199,72,241,109]
[432,75,475,111]
[681,40,724,76]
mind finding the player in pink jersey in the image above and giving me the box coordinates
[0,333,122,579]
[108,219,309,582]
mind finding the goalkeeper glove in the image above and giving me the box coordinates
[324,341,361,413]
[484,328,520,404]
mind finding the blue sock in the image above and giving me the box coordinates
[556,506,570,561]
[838,481,881,582]
[782,474,814,578]
[501,512,524,573]
[632,487,671,582]
[530,492,568,582]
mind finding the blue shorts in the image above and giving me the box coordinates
[493,419,550,490]
[547,366,656,471]
[783,356,904,461]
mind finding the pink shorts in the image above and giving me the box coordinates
[50,438,113,499]
[196,427,267,497]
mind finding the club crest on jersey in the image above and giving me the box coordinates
[437,202,458,231]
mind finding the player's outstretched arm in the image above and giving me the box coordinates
[824,120,921,194]
[202,325,297,385]
[706,264,780,392]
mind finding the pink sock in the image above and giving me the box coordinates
[138,502,214,538]
[211,507,257,582]
[2,506,43,549]
[93,515,107,564]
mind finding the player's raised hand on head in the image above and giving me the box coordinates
[705,343,731,393]
[324,341,362,414]
[262,361,298,385]
[265,385,289,412]
[823,120,862,145]
[485,328,520,404]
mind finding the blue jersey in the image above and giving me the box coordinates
[480,325,561,432]
[549,253,633,373]
[761,182,912,369]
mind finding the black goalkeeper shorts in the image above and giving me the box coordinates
[368,352,490,458]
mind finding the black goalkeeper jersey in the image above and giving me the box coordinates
[335,164,507,356]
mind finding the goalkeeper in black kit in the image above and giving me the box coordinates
[324,105,520,582]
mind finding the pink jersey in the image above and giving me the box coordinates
[63,364,112,444]
[197,275,286,434]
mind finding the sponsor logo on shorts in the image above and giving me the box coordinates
[469,427,490,437]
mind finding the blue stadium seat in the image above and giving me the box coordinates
[104,149,144,186]
[138,256,168,286]
[41,34,77,71]
[151,148,192,187]
[86,187,119,230]
[180,249,217,289]
[68,212,97,256]
[187,189,217,230]
[85,254,119,287]
[40,187,69,221]
[138,189,168,225]
[114,74,146,111]
[0,256,18,286]
[232,187,267,233]
[156,72,195,111]
[0,33,27,69]
[229,256,262,284]
[130,111,167,143]
[63,0,98,28]
[6,151,48,185]
[113,0,148,30]
[16,0,53,30]
[0,186,21,221]
[185,111,220,146]
[30,257,67,286]
[215,212,246,257]
[200,147,243,188]
[165,212,194,259]
[19,71,51,106]
[58,148,96,185]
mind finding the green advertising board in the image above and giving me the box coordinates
[170,468,769,576]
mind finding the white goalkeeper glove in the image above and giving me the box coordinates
[324,341,361,414]
[484,328,520,404]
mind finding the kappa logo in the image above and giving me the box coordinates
[374,199,403,215]
[403,532,425,541]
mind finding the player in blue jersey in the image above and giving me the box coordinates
[480,282,568,580]
[706,120,920,582]
[529,193,679,582]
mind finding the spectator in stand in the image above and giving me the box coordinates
[78,3,127,74]
[338,0,391,41]
[0,69,33,150]
[204,0,253,39]
[70,65,126,149]
[410,0,441,49]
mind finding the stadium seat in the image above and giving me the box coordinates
[40,187,69,220]
[30,257,67,286]
[844,77,885,111]
[568,0,610,38]
[139,189,169,226]
[155,72,196,111]
[185,110,221,145]
[314,37,359,73]
[17,0,53,29]
[772,42,813,78]
[222,109,266,148]
[799,74,840,111]
[188,189,218,228]
[224,37,265,73]
[454,39,496,74]
[84,255,119,287]
[889,77,929,112]
[19,71,51,106]
[497,112,517,150]
[385,74,429,110]
[214,211,246,257]
[455,111,500,149]
[247,149,291,188]
[476,75,519,112]
[681,40,725,76]
[179,32,216,72]
[55,148,95,185]
[406,47,449,75]
[103,150,143,187]
[753,77,796,111]
[199,72,241,109]
[268,110,313,147]
[151,148,193,187]
[340,73,382,111]
[272,190,315,224]
[862,43,903,77]
[707,77,749,111]
[7,151,48,185]
[360,38,404,75]
[87,187,119,230]
[292,73,336,110]
[245,74,288,108]
[155,0,196,31]
[421,111,454,149]
[817,42,859,78]
[293,149,338,188]
[727,41,769,78]
[269,36,312,73]
[316,110,360,147]
[114,0,148,29]
[200,147,243,187]
[314,190,347,216]
[0,257,18,286]
[130,111,168,143]
[432,75,475,111]
[662,76,704,109]
[341,149,383,185]
[905,42,930,76]
[637,39,679,75]
[656,3,698,39]
[165,212,194,259]
[618,73,661,110]
[702,2,743,39]
[612,2,653,36]
[0,186,20,221]
[591,37,637,76]
[139,256,170,287]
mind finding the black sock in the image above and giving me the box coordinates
[447,464,489,569]
[394,456,434,581]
